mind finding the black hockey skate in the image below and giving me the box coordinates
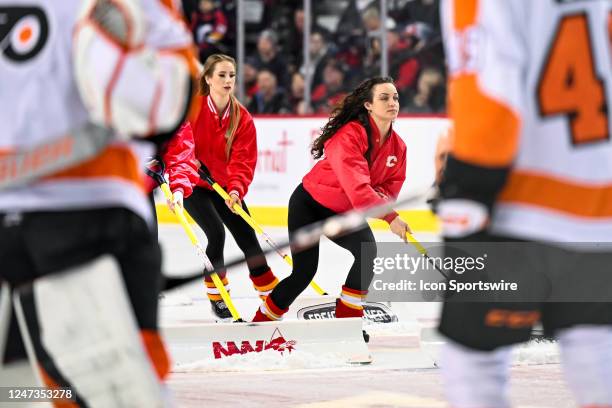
[210,299,233,322]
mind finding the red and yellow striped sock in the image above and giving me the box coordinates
[256,295,288,321]
[250,269,279,301]
[204,275,230,301]
[336,286,368,318]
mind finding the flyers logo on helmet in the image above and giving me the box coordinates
[0,7,49,63]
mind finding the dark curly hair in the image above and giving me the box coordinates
[311,76,395,162]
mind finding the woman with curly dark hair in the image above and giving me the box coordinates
[253,77,410,322]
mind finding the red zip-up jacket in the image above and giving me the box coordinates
[165,95,257,198]
[302,116,407,223]
[160,122,200,195]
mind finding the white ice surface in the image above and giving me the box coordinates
[159,225,572,407]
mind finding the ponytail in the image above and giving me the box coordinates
[225,94,242,159]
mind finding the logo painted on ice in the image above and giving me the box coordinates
[386,156,398,167]
[212,328,297,359]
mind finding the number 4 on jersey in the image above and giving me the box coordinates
[538,13,610,145]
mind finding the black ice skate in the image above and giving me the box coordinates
[210,299,233,322]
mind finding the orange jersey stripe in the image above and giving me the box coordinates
[449,75,521,167]
[453,0,479,30]
[46,145,144,192]
[608,11,612,46]
[38,366,80,408]
[499,171,612,218]
[158,0,177,10]
[141,330,171,381]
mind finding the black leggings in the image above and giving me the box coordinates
[184,186,270,277]
[270,184,377,309]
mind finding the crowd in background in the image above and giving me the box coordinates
[181,0,446,114]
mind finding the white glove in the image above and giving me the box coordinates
[437,199,489,238]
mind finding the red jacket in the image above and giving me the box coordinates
[302,116,407,223]
[161,122,200,196]
[141,130,199,194]
[165,95,257,198]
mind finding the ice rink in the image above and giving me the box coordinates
[159,223,574,407]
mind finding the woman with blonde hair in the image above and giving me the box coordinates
[164,54,278,320]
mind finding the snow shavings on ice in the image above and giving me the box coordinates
[363,321,421,336]
[160,294,194,306]
[172,349,352,373]
[513,340,560,365]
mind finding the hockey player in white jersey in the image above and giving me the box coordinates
[0,0,197,406]
[437,0,612,406]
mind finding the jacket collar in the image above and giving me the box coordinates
[368,114,393,145]
[207,95,230,121]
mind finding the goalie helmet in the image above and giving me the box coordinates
[73,0,193,139]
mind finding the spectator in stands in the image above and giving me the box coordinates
[388,28,420,94]
[334,0,367,75]
[190,0,229,62]
[243,57,260,108]
[248,69,291,114]
[363,7,396,54]
[285,7,306,73]
[364,22,433,86]
[363,6,382,33]
[403,21,437,53]
[289,72,309,114]
[362,7,384,73]
[362,27,420,89]
[311,61,349,114]
[285,8,331,74]
[220,0,447,115]
[218,0,237,57]
[250,30,289,90]
[397,1,445,74]
[335,0,365,43]
[300,31,332,92]
[402,66,445,113]
[393,0,440,31]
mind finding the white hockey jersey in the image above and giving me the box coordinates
[0,0,194,222]
[442,0,612,242]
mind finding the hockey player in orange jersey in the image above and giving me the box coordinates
[437,0,612,406]
[0,0,198,406]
